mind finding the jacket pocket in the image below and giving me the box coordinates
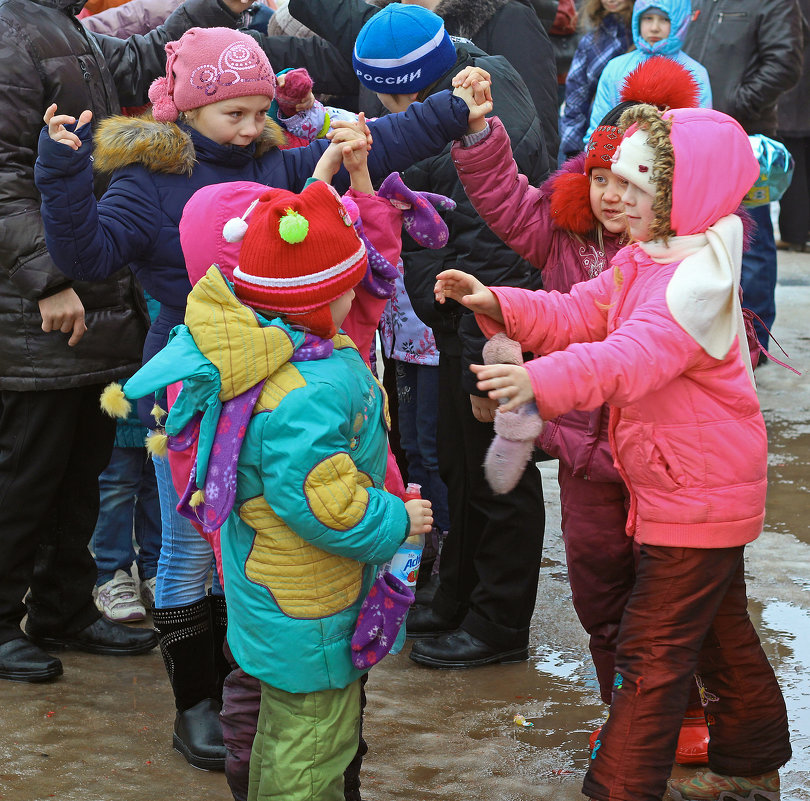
[616,423,684,491]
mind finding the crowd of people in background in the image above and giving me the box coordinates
[0,0,806,799]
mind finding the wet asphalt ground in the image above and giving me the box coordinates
[0,249,808,801]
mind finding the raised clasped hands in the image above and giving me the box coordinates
[327,111,373,152]
[451,66,493,133]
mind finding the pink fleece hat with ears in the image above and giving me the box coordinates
[148,27,276,123]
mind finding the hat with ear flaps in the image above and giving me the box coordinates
[100,271,306,530]
[550,56,700,236]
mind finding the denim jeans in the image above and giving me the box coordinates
[741,203,777,351]
[153,454,222,608]
[91,446,161,586]
[394,361,449,532]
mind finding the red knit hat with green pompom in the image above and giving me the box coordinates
[230,181,368,338]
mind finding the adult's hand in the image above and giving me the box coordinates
[469,394,499,423]
[39,287,87,346]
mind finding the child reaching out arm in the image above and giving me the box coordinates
[443,103,792,801]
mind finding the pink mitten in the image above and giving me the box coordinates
[482,334,544,495]
[276,68,314,116]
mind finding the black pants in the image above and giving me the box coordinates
[432,353,545,651]
[778,134,810,246]
[0,385,114,644]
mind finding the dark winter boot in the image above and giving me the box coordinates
[153,598,226,771]
[208,592,231,702]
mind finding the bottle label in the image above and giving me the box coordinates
[388,545,422,587]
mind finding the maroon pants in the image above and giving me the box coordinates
[558,468,633,704]
[582,544,791,801]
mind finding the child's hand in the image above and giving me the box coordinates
[327,111,373,151]
[405,498,433,537]
[451,67,492,134]
[43,104,92,150]
[470,363,533,412]
[339,131,373,195]
[312,141,346,183]
[434,269,503,322]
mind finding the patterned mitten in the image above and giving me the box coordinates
[482,333,544,495]
[377,173,455,248]
[351,571,414,669]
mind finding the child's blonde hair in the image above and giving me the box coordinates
[580,0,633,33]
[618,104,676,242]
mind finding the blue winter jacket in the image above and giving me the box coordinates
[585,0,712,143]
[34,93,470,370]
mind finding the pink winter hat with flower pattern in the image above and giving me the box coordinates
[148,27,276,123]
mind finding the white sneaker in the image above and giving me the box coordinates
[94,570,146,622]
[140,576,157,612]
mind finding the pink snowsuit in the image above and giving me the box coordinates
[475,107,790,801]
[452,116,630,702]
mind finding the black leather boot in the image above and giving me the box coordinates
[153,599,226,771]
[208,592,231,701]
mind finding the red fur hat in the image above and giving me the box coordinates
[551,57,701,235]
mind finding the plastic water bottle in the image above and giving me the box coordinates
[387,483,424,655]
[387,483,425,588]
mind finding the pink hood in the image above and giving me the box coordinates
[666,108,760,236]
[180,180,268,285]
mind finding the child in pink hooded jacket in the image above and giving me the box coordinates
[436,105,791,801]
[453,57,716,762]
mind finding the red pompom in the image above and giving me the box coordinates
[620,56,700,110]
[549,169,595,236]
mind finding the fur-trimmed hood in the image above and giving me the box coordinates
[92,113,288,175]
[370,0,513,40]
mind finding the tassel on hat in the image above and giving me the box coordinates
[100,382,132,418]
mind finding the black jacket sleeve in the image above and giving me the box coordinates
[246,30,361,98]
[288,0,376,62]
[95,0,243,107]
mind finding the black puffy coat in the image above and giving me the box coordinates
[399,46,546,393]
[0,0,239,390]
[683,0,803,137]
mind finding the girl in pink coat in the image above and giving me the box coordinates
[453,57,712,762]
[436,105,791,801]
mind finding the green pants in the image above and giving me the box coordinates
[248,679,361,801]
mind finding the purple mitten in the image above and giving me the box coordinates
[377,173,455,249]
[351,571,415,669]
[482,334,545,495]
